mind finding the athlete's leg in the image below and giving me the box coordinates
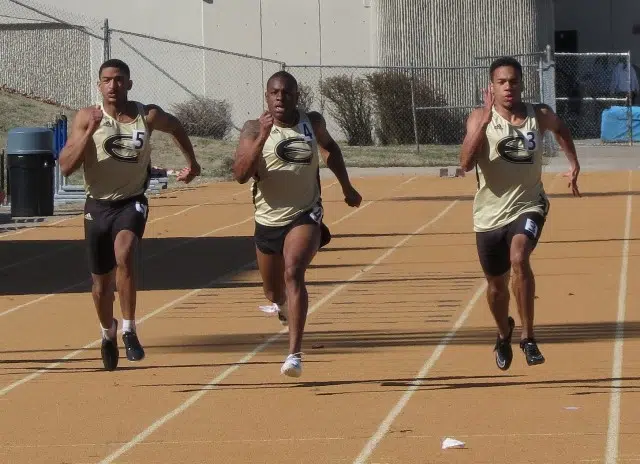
[476,227,515,370]
[508,213,546,365]
[254,222,288,323]
[91,271,116,332]
[476,228,512,335]
[113,229,139,323]
[112,197,148,361]
[510,234,536,340]
[85,199,119,370]
[256,247,286,302]
[256,246,288,323]
[280,223,321,376]
[486,271,512,338]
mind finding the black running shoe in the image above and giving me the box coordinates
[122,331,145,361]
[494,316,515,371]
[101,320,119,371]
[520,338,545,366]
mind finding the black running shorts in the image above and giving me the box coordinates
[254,204,331,256]
[475,211,546,277]
[84,194,149,275]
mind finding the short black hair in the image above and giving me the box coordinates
[266,70,297,89]
[489,56,523,81]
[99,59,130,78]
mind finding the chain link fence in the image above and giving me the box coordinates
[0,0,636,194]
[108,29,284,138]
[284,65,479,155]
[0,0,105,109]
[555,52,635,145]
[284,60,549,155]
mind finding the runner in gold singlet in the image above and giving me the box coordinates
[59,59,201,371]
[460,56,581,371]
[233,71,362,378]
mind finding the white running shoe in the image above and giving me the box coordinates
[280,353,302,377]
[258,302,288,326]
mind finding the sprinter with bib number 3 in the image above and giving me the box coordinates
[459,56,580,371]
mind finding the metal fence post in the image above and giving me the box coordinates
[409,64,420,153]
[103,19,110,61]
[538,54,544,105]
[628,51,633,146]
[1,149,5,206]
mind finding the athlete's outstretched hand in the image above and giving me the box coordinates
[563,162,581,197]
[343,184,362,208]
[86,104,103,135]
[177,161,201,184]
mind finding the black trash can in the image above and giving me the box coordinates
[6,127,55,218]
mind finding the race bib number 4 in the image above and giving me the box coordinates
[309,205,323,224]
[135,201,148,219]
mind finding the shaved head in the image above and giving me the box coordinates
[265,71,299,124]
[267,71,298,91]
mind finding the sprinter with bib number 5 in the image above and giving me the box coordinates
[459,56,580,371]
[59,59,201,371]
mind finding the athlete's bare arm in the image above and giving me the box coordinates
[145,104,201,183]
[233,112,273,184]
[535,104,581,197]
[308,111,362,208]
[59,105,102,177]
[459,86,493,172]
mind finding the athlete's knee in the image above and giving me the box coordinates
[92,276,113,299]
[510,247,531,274]
[487,275,509,299]
[114,232,137,269]
[284,261,306,287]
[114,248,134,271]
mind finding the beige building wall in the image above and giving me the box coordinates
[34,0,377,65]
[23,0,377,134]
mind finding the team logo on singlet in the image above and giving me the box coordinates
[496,131,536,164]
[274,136,313,165]
[102,131,145,163]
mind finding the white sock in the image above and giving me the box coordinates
[101,320,116,340]
[122,319,135,333]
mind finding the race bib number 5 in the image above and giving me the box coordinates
[132,130,146,150]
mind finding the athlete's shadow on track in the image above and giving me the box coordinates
[0,359,286,375]
[146,321,640,356]
[0,235,482,296]
[0,235,256,296]
[378,376,640,395]
[135,374,640,395]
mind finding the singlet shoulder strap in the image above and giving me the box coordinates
[134,101,150,132]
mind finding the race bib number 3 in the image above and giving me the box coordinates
[524,218,539,239]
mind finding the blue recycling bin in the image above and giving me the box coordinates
[6,127,55,217]
[601,106,640,142]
